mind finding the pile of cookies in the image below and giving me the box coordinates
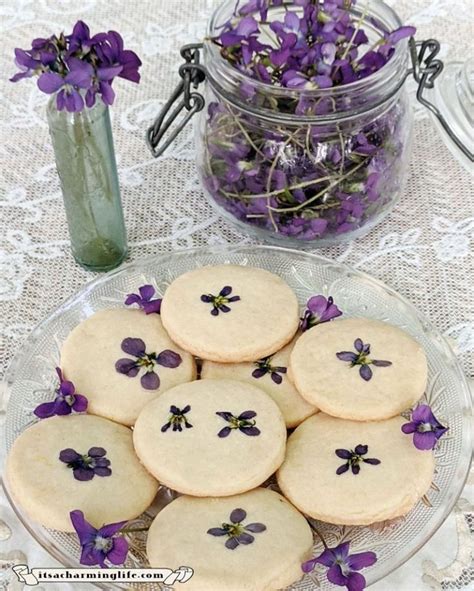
[5,264,437,590]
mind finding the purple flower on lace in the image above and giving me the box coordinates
[70,510,128,568]
[207,508,266,550]
[401,405,448,450]
[336,338,392,381]
[161,405,193,432]
[34,367,88,419]
[300,295,342,332]
[335,444,381,475]
[302,541,377,591]
[201,286,241,316]
[252,356,287,384]
[216,410,260,437]
[115,337,182,390]
[124,284,162,314]
[10,21,141,112]
[59,447,111,481]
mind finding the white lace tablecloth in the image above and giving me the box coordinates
[0,0,472,589]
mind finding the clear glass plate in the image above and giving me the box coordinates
[1,245,472,591]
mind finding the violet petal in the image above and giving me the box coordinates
[244,523,266,533]
[238,410,256,420]
[72,394,88,412]
[94,467,112,477]
[70,510,97,545]
[240,426,261,436]
[115,358,139,376]
[336,351,358,363]
[106,537,129,565]
[230,508,246,523]
[156,350,182,368]
[225,537,239,550]
[271,372,283,385]
[121,337,146,357]
[142,299,162,314]
[236,532,254,544]
[33,401,57,419]
[413,431,437,450]
[73,467,95,481]
[88,447,106,457]
[207,527,228,536]
[59,448,81,463]
[327,564,348,587]
[401,421,416,434]
[335,449,352,459]
[347,550,378,570]
[372,359,392,367]
[140,371,160,390]
[359,365,372,381]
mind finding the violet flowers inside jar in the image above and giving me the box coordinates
[150,0,424,246]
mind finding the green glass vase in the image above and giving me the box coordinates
[46,97,128,271]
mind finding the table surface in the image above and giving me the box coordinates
[0,0,472,589]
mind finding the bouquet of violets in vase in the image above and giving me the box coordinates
[10,21,141,271]
[195,0,417,244]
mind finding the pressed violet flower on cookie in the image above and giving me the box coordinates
[5,415,158,532]
[290,317,427,420]
[160,265,299,362]
[60,309,196,426]
[133,379,286,497]
[201,334,317,428]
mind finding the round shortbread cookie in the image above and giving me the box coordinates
[133,379,287,496]
[290,318,428,420]
[160,265,299,362]
[201,337,317,428]
[277,413,435,525]
[5,414,159,531]
[146,488,313,591]
[60,309,196,426]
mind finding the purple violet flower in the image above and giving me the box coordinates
[70,510,128,568]
[37,57,93,112]
[124,284,162,314]
[252,356,287,384]
[161,405,193,432]
[115,337,182,390]
[59,447,111,481]
[335,444,381,475]
[336,338,392,381]
[34,367,88,419]
[201,286,241,316]
[212,1,415,90]
[300,295,343,332]
[216,410,261,438]
[302,541,377,591]
[11,21,141,112]
[401,405,448,450]
[207,508,266,550]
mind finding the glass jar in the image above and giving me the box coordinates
[47,97,128,271]
[197,0,412,246]
[148,0,463,247]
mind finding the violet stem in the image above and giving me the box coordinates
[268,157,368,212]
